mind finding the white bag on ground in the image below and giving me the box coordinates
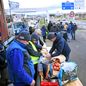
[61,62,78,81]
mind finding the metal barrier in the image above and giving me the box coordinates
[3,36,15,47]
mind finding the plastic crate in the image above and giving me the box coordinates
[41,81,59,86]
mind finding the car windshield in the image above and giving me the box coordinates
[13,22,24,29]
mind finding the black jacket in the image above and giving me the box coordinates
[0,46,7,70]
[49,34,71,57]
[26,43,42,57]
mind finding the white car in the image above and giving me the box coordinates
[8,22,29,35]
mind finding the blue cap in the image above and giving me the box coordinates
[17,31,31,41]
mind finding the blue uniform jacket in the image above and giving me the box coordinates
[67,24,72,33]
[6,40,33,86]
[41,26,46,36]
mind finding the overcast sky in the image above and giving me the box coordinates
[3,0,86,14]
[3,0,61,9]
[4,0,86,8]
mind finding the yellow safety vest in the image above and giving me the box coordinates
[29,41,39,64]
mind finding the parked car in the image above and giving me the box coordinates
[8,22,29,36]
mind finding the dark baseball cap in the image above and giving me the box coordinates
[47,32,56,40]
[17,31,31,41]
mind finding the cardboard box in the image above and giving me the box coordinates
[64,78,83,86]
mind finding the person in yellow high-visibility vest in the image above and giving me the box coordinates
[26,36,43,81]
[29,41,40,64]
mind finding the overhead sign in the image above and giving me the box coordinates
[74,0,85,9]
[9,1,19,10]
[62,1,74,10]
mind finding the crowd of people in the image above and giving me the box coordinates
[47,21,77,42]
[0,20,77,86]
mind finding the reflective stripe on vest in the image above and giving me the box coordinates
[29,41,39,64]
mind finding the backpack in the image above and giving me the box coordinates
[0,50,7,70]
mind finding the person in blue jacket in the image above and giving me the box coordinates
[47,32,71,61]
[6,31,35,86]
[41,25,47,43]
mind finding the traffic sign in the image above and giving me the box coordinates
[62,1,74,10]
[9,1,19,10]
[74,0,85,9]
[69,11,75,17]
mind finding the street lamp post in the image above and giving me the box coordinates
[8,0,12,22]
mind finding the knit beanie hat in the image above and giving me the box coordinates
[31,33,39,41]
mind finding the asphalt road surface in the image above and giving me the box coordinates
[69,30,86,86]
